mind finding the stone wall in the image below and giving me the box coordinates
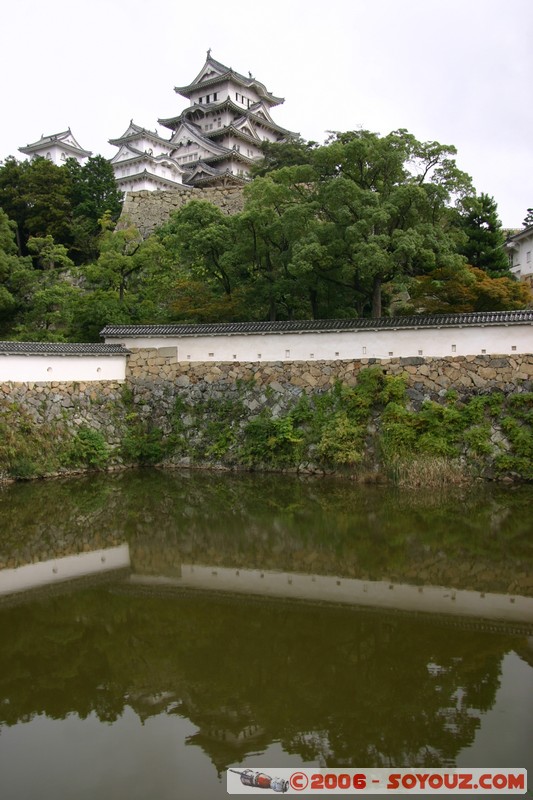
[2,351,532,480]
[119,186,245,238]
[127,349,533,401]
[0,380,124,444]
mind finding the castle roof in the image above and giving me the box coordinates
[109,144,183,170]
[109,121,171,148]
[101,310,533,339]
[168,120,229,155]
[160,98,296,138]
[182,164,248,188]
[19,128,92,158]
[505,224,533,246]
[174,52,284,107]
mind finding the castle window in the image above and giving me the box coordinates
[451,344,456,352]
[213,92,218,100]
[362,346,367,355]
[285,350,290,358]
[527,251,531,263]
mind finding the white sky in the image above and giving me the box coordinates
[1,0,531,228]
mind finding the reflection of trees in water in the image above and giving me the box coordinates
[0,586,518,770]
[1,470,532,591]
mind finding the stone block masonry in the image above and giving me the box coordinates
[127,350,533,399]
[0,380,125,444]
[119,186,245,238]
[1,351,532,481]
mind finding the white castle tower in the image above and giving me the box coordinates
[109,52,296,192]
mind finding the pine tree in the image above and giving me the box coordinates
[457,193,509,276]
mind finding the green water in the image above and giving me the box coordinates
[0,470,532,799]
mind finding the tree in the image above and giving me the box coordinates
[84,224,166,303]
[250,137,319,177]
[523,208,533,228]
[456,193,509,275]
[0,155,123,265]
[410,265,532,314]
[157,200,243,298]
[0,157,29,254]
[240,129,473,318]
[0,208,41,336]
[66,155,123,231]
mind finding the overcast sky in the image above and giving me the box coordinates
[1,0,531,227]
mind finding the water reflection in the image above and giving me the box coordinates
[1,469,532,596]
[0,470,532,797]
[0,586,526,772]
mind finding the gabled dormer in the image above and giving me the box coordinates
[19,128,92,165]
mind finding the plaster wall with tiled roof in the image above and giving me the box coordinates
[101,311,533,362]
[0,342,129,382]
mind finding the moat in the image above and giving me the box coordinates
[0,470,532,799]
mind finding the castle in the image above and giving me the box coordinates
[19,52,296,193]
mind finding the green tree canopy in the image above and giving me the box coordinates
[0,155,122,265]
[456,193,509,275]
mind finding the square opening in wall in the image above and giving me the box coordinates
[208,353,214,358]
[335,352,339,357]
[418,350,423,356]
[388,352,394,357]
[451,344,457,352]
[257,354,262,359]
[285,350,290,358]
[512,346,517,351]
[481,349,486,354]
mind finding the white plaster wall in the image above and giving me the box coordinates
[108,324,533,362]
[509,232,533,280]
[0,355,127,382]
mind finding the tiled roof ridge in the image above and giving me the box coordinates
[0,342,130,355]
[101,310,533,337]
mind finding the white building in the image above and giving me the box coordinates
[108,122,186,193]
[160,50,297,187]
[101,310,533,363]
[109,52,296,191]
[19,129,92,165]
[505,225,533,287]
